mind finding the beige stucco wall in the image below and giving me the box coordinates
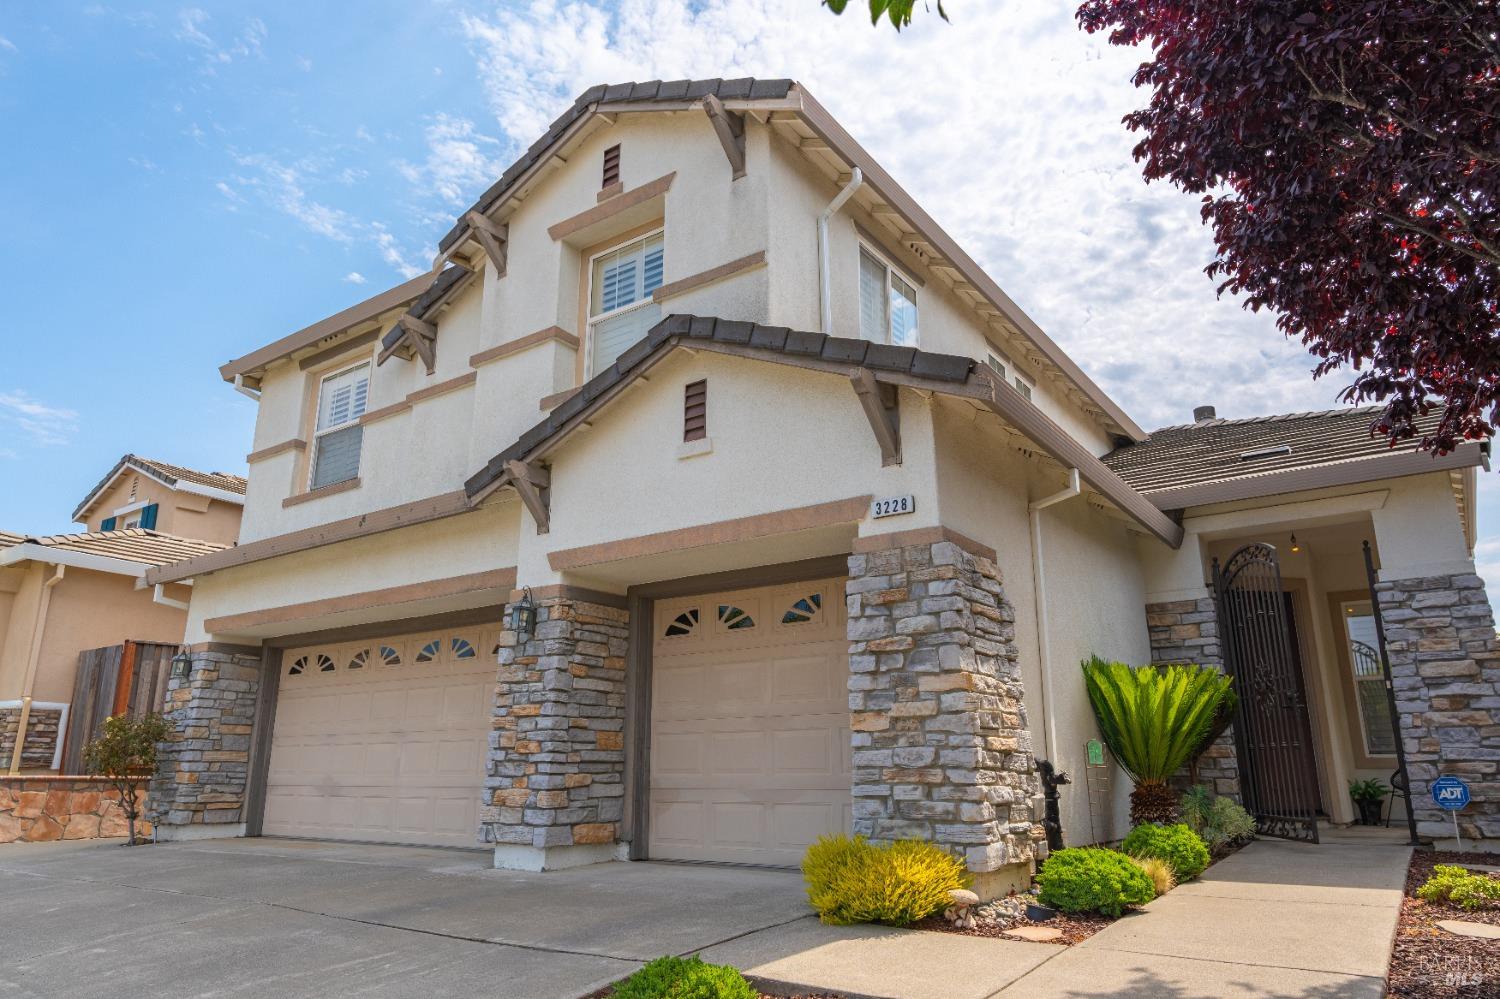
[0,563,190,704]
[185,500,521,645]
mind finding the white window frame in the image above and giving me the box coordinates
[857,242,919,347]
[586,227,665,377]
[1011,366,1035,401]
[308,356,372,492]
[1340,599,1397,758]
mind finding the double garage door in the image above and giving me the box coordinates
[262,576,851,863]
[263,624,497,847]
[649,576,853,867]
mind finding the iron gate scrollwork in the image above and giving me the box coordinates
[1212,542,1321,843]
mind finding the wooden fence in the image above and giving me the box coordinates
[59,641,179,775]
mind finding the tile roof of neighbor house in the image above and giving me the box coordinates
[216,77,1146,443]
[3,528,230,569]
[72,454,248,521]
[0,530,24,551]
[1103,406,1489,509]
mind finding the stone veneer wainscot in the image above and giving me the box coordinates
[149,645,263,839]
[1145,596,1241,799]
[846,537,1044,899]
[1377,571,1500,839]
[479,596,628,868]
[0,705,63,770]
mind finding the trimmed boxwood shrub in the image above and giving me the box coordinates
[1122,823,1211,881]
[1035,847,1156,917]
[612,956,755,999]
[802,835,969,926]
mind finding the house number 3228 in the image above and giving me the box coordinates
[870,494,915,519]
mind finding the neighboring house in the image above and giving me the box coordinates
[0,457,243,773]
[143,79,1494,890]
[73,454,247,546]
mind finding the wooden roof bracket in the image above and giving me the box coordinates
[702,94,746,180]
[505,459,551,534]
[378,314,438,374]
[851,368,901,466]
[465,211,509,276]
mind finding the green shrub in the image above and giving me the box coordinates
[802,835,969,926]
[1123,823,1211,881]
[1417,865,1500,911]
[611,956,755,999]
[1035,847,1156,917]
[1180,786,1256,854]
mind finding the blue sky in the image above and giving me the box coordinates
[1,1,1494,584]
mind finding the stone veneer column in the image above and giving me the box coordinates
[1377,572,1500,840]
[846,536,1044,899]
[1145,596,1241,800]
[479,595,629,869]
[149,645,263,840]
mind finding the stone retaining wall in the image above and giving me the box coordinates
[479,596,628,867]
[1377,571,1500,839]
[1145,596,1241,799]
[846,537,1044,898]
[0,705,64,770]
[149,645,263,838]
[0,776,150,843]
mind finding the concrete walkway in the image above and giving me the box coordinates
[993,832,1412,999]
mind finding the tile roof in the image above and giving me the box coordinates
[0,530,24,551]
[437,78,794,254]
[73,454,247,521]
[1102,406,1475,503]
[6,528,230,568]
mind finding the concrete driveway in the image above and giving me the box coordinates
[0,837,817,999]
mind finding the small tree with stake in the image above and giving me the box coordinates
[83,713,171,846]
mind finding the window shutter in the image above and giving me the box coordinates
[603,144,620,188]
[684,380,707,442]
[592,304,660,373]
[858,249,888,342]
[311,425,364,489]
[139,504,158,530]
[100,516,117,531]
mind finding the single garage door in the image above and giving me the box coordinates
[263,623,496,847]
[650,576,851,866]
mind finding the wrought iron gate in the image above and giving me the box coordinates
[1212,543,1321,843]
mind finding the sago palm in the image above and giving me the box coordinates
[1082,656,1237,825]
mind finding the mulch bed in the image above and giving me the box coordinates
[1387,849,1500,998]
[913,908,1113,945]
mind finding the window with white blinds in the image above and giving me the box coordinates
[857,246,918,347]
[589,231,664,375]
[310,362,369,490]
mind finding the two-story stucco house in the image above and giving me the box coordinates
[145,79,1497,894]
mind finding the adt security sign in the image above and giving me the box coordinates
[1432,775,1471,810]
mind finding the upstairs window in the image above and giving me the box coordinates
[589,230,664,376]
[858,246,918,346]
[310,362,369,490]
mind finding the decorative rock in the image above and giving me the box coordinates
[0,778,150,844]
[1002,925,1065,942]
[944,888,980,930]
[1437,920,1500,940]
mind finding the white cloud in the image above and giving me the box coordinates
[397,114,503,206]
[373,223,425,279]
[0,391,78,446]
[0,35,17,53]
[174,9,266,66]
[229,151,356,242]
[344,271,367,284]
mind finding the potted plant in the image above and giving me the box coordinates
[1348,778,1388,826]
[1082,657,1237,825]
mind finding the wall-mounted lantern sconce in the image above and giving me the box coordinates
[170,650,193,679]
[509,587,537,641]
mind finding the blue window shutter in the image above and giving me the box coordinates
[139,504,158,530]
[100,517,117,531]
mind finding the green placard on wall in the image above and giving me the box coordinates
[1086,739,1105,766]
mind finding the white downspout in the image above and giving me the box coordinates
[152,581,191,611]
[233,374,260,401]
[818,167,863,335]
[9,564,65,774]
[1029,468,1081,764]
